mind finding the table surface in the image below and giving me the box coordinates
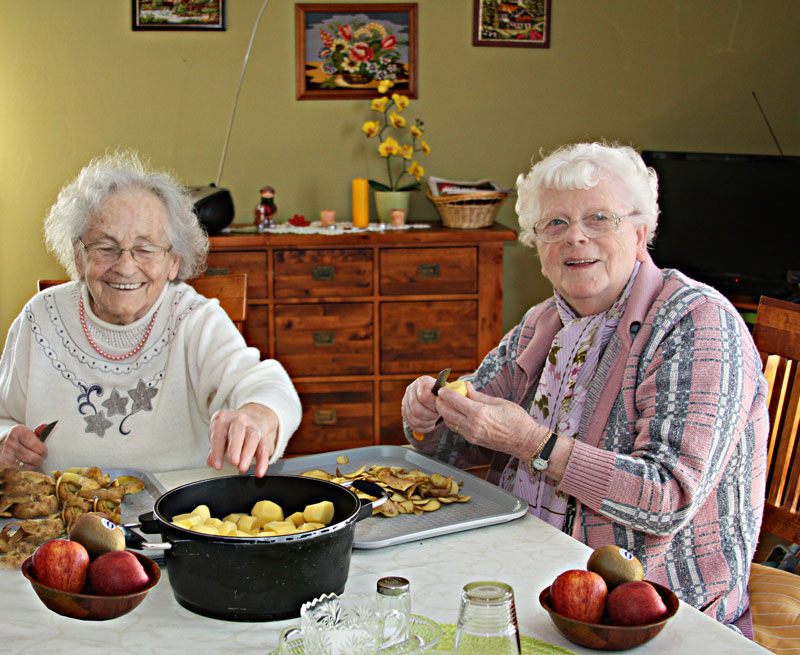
[4,464,770,655]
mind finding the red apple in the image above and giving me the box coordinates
[550,569,608,624]
[606,581,669,626]
[89,550,151,596]
[30,538,90,593]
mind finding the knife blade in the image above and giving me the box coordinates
[431,367,451,396]
[37,420,58,443]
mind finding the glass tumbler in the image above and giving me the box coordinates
[453,581,521,655]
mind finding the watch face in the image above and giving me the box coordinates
[532,457,548,471]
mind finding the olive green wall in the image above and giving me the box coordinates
[2,1,798,340]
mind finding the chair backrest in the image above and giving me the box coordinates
[37,274,248,333]
[186,273,247,333]
[752,296,800,545]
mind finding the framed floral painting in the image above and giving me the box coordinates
[295,3,418,100]
[472,0,550,48]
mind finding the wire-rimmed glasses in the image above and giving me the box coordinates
[532,211,638,243]
[77,238,172,264]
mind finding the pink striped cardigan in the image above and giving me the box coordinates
[408,256,769,637]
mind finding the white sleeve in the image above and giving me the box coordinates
[0,311,29,441]
[182,299,302,462]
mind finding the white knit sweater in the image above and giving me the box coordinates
[0,281,302,473]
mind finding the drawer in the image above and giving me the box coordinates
[380,300,477,374]
[380,247,477,295]
[205,251,267,299]
[242,304,269,357]
[379,379,413,445]
[274,249,373,298]
[274,303,373,376]
[287,381,374,455]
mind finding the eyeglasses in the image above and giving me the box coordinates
[532,211,638,243]
[77,238,173,264]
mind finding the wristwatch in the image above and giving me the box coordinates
[528,430,557,473]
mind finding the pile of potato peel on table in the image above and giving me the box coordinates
[0,467,143,568]
[301,462,471,517]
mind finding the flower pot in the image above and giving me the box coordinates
[374,190,410,224]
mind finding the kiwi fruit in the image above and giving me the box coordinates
[69,512,126,558]
[587,544,644,589]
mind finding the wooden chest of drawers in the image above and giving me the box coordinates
[208,224,517,455]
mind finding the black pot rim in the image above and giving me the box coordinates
[152,473,362,545]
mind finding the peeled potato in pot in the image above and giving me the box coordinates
[251,500,283,524]
[303,501,335,525]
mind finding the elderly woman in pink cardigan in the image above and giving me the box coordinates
[403,142,768,637]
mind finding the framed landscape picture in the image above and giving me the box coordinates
[473,0,550,48]
[132,0,225,31]
[295,3,418,100]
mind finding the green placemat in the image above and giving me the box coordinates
[437,622,577,655]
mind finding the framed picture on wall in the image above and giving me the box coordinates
[295,3,418,100]
[473,0,550,48]
[132,0,226,31]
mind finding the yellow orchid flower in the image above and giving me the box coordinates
[421,140,431,155]
[409,161,425,180]
[378,137,400,157]
[361,121,380,137]
[389,112,406,128]
[371,97,389,112]
[377,80,394,94]
[399,145,414,160]
[392,93,409,111]
[410,125,422,139]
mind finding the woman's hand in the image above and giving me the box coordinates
[207,403,280,478]
[401,375,441,435]
[0,424,49,471]
[435,384,545,461]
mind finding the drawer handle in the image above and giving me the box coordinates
[312,265,335,281]
[205,267,229,276]
[314,409,338,425]
[417,263,440,279]
[313,331,335,346]
[418,328,440,344]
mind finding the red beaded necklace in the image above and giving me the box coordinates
[79,295,158,361]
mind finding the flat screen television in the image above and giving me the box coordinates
[642,150,800,299]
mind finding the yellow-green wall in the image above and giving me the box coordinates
[2,1,798,340]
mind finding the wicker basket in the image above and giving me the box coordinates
[426,190,509,229]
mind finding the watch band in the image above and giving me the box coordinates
[527,429,555,475]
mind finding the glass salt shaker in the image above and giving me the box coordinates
[376,576,411,649]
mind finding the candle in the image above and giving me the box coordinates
[352,178,369,227]
[390,209,406,226]
[320,209,336,227]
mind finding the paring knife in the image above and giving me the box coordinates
[37,420,58,443]
[431,367,451,396]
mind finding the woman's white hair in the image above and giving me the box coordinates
[43,150,208,281]
[515,142,660,248]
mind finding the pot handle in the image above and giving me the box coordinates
[121,520,172,551]
[348,479,388,521]
[134,511,162,535]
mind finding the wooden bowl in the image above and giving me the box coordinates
[539,582,679,651]
[21,551,160,621]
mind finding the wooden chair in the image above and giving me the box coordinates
[752,296,800,546]
[37,273,247,333]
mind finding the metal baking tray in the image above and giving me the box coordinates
[268,445,528,549]
[0,467,166,564]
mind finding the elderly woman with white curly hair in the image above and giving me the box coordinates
[0,151,301,477]
[402,142,768,637]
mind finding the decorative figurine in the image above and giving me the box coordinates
[254,186,277,230]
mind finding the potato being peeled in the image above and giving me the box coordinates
[445,379,468,396]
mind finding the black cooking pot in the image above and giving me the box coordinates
[133,474,384,622]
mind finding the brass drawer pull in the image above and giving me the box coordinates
[313,331,335,346]
[418,328,439,344]
[417,263,440,279]
[312,265,335,281]
[314,409,338,425]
